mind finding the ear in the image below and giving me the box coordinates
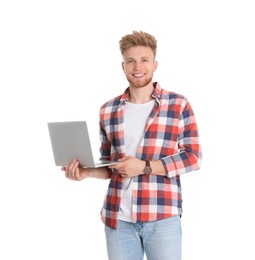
[153,61,158,72]
[121,62,125,72]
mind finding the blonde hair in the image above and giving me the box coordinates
[119,30,157,57]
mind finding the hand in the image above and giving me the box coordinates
[61,158,90,181]
[108,156,144,178]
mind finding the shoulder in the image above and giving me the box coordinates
[159,88,188,106]
[154,82,187,102]
[156,84,193,114]
[100,94,122,110]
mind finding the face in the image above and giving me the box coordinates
[122,46,158,88]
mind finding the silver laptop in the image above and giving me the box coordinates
[47,121,118,168]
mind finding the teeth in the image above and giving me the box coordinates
[134,74,144,77]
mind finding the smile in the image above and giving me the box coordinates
[133,73,145,78]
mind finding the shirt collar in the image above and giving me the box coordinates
[119,82,161,106]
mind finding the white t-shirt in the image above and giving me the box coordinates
[118,100,155,222]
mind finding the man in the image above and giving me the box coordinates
[62,30,202,260]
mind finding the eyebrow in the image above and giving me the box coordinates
[126,56,150,61]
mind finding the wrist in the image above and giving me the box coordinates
[143,160,152,175]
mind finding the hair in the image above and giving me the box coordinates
[119,30,157,57]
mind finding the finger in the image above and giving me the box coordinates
[117,157,127,162]
[68,161,80,180]
[74,168,81,181]
[65,159,79,180]
[65,167,70,179]
[121,173,127,178]
[118,169,125,175]
[108,162,120,169]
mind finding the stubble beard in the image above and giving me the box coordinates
[127,75,153,89]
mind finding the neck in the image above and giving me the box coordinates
[128,84,154,104]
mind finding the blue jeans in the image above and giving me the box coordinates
[105,216,182,260]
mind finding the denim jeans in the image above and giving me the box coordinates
[105,215,182,260]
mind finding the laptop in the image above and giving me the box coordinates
[47,121,118,168]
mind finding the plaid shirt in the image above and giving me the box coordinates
[99,82,202,229]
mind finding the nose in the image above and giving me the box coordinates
[133,61,142,71]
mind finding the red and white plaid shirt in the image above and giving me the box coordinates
[99,82,202,229]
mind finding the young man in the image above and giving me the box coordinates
[62,30,202,260]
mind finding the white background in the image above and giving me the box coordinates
[1,0,254,259]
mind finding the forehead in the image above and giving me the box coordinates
[123,46,154,60]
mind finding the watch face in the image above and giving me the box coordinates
[143,161,152,174]
[144,166,152,174]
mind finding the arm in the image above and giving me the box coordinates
[108,156,166,178]
[161,100,202,178]
[108,99,202,179]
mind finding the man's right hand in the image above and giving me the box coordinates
[61,158,90,181]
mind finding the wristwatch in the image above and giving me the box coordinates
[143,160,152,175]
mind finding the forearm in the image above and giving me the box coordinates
[87,167,111,179]
[150,160,167,176]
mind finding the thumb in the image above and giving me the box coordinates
[117,156,132,162]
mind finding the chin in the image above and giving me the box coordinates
[129,78,152,88]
